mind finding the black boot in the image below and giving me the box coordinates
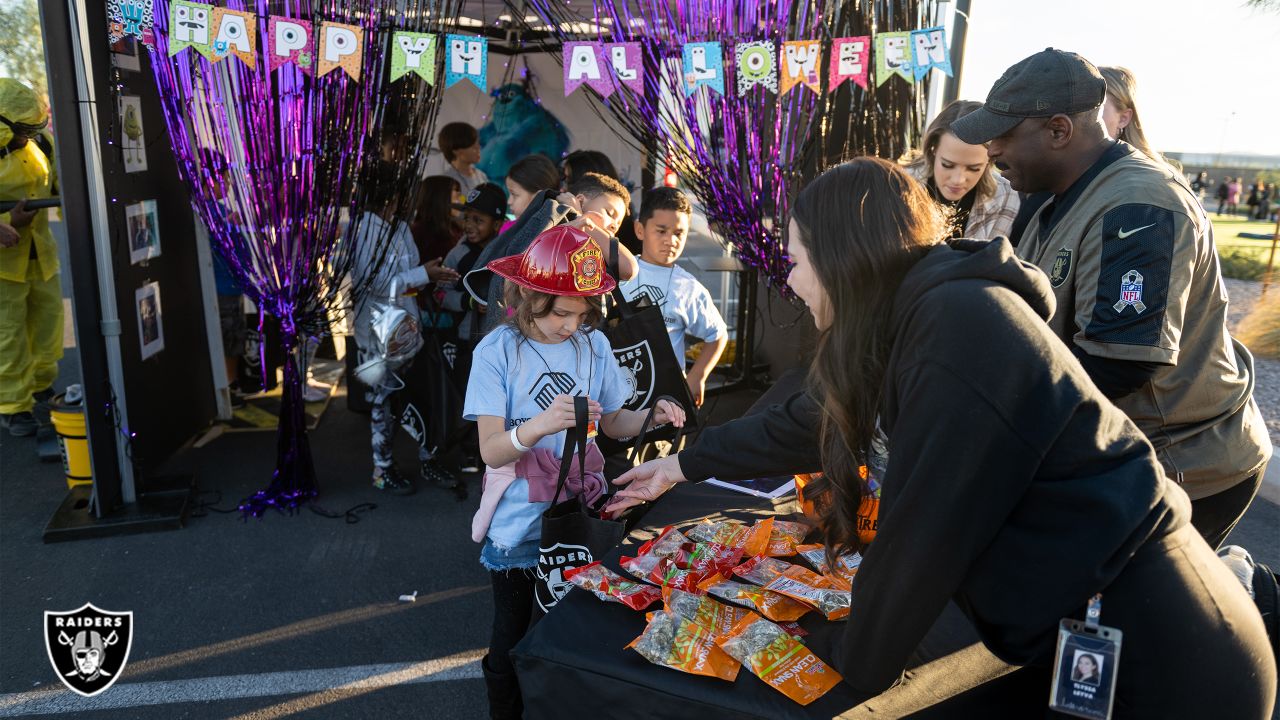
[481,654,523,720]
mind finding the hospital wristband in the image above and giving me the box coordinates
[510,426,531,453]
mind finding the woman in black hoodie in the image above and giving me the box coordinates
[607,158,1275,717]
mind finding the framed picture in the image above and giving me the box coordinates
[136,282,165,360]
[119,95,147,173]
[110,35,141,73]
[126,200,161,265]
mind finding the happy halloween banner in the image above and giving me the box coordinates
[109,1,950,91]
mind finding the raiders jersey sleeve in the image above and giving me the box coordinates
[1070,203,1201,366]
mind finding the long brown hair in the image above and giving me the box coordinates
[414,175,461,254]
[504,284,604,337]
[792,158,945,557]
[908,99,997,202]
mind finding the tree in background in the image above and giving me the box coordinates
[0,0,47,100]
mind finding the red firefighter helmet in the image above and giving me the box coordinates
[487,225,616,297]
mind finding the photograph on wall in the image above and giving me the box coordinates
[110,35,141,72]
[136,281,165,360]
[126,199,161,265]
[119,95,148,173]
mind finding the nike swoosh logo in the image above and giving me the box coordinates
[1117,223,1156,239]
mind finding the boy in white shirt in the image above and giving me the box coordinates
[619,188,727,406]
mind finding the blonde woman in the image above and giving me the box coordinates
[1099,66,1180,173]
[906,100,1020,240]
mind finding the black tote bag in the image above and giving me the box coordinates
[534,397,627,617]
[597,288,697,456]
[533,396,691,618]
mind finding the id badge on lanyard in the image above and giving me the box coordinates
[1049,594,1122,720]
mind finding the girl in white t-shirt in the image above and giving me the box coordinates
[463,226,683,719]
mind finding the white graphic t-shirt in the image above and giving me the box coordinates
[619,259,728,361]
[464,325,627,547]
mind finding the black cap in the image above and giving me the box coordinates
[951,48,1106,145]
[453,182,508,219]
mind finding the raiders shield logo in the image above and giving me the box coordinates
[1049,248,1072,288]
[612,340,656,409]
[535,543,593,612]
[45,603,133,697]
[400,403,426,448]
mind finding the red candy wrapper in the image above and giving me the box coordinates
[563,561,661,610]
[620,525,691,579]
[649,542,744,591]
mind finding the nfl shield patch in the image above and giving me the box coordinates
[1112,270,1148,314]
[1049,248,1072,288]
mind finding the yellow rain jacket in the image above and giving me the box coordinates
[0,78,58,282]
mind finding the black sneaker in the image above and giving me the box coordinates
[229,389,248,410]
[421,459,459,489]
[1,412,38,437]
[372,465,416,496]
[33,387,55,404]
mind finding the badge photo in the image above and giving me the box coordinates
[44,603,134,697]
[1049,617,1122,720]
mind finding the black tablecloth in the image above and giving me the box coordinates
[512,482,1043,719]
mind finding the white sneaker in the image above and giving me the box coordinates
[1218,545,1256,599]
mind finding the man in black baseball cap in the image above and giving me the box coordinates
[959,49,1272,551]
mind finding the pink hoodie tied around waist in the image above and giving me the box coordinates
[471,443,607,543]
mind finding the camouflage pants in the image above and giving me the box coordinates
[364,373,433,471]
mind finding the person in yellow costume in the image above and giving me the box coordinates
[0,79,62,437]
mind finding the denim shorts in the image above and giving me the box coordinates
[480,538,540,572]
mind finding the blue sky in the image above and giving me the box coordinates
[956,0,1280,156]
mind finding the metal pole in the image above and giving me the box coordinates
[941,0,972,106]
[62,0,137,499]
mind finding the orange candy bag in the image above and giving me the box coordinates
[698,573,812,622]
[627,610,741,682]
[795,543,863,584]
[663,588,752,636]
[765,520,812,557]
[715,613,843,705]
[733,556,851,620]
[563,561,662,610]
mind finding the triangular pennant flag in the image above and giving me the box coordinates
[605,42,643,95]
[268,17,314,74]
[874,32,914,86]
[564,42,612,97]
[445,34,487,89]
[780,40,822,95]
[167,1,214,58]
[391,31,437,83]
[830,36,870,91]
[735,41,777,96]
[317,21,364,80]
[682,42,724,96]
[209,8,256,68]
[911,27,952,80]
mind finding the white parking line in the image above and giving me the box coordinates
[0,650,484,717]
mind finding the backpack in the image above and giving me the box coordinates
[1253,562,1279,661]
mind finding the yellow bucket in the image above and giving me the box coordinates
[49,393,92,489]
